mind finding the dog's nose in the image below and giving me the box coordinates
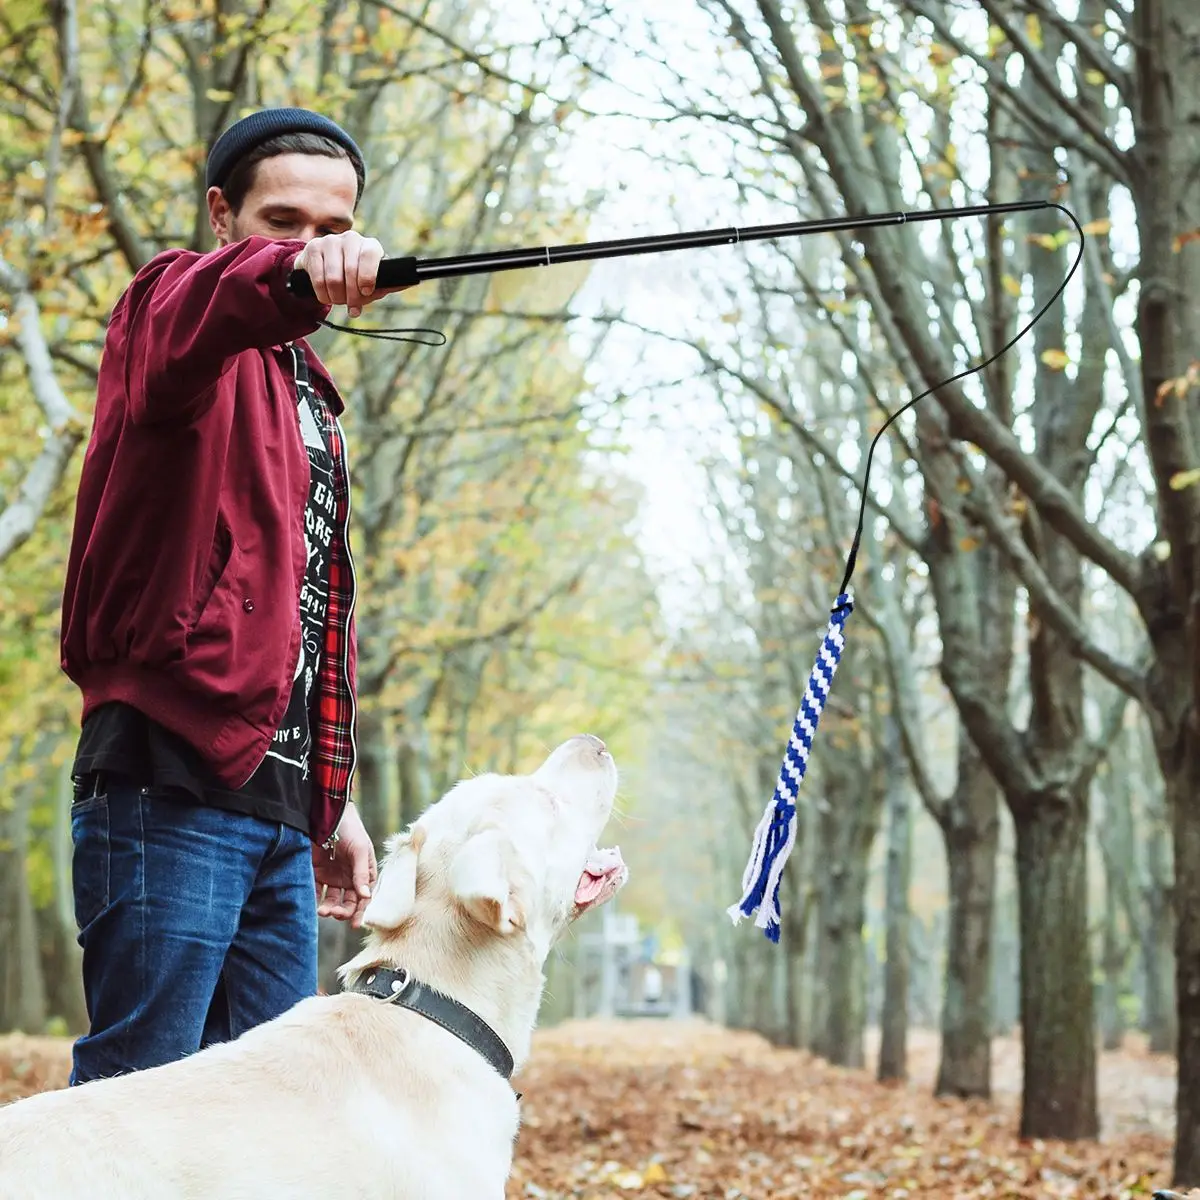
[575,733,607,754]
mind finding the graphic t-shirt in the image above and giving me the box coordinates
[239,345,337,817]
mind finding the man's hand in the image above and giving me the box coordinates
[313,802,378,929]
[292,231,398,319]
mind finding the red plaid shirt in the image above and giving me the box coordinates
[311,397,359,847]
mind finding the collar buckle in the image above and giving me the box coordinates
[364,967,412,1002]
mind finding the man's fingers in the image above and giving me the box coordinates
[351,839,374,900]
[322,239,348,307]
[356,238,383,304]
[303,245,329,306]
[342,236,364,313]
[316,879,362,921]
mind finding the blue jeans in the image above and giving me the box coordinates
[69,776,318,1085]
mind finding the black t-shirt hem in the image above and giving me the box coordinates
[72,704,314,838]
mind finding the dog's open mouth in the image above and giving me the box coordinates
[573,846,627,914]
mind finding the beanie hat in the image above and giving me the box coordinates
[205,107,365,192]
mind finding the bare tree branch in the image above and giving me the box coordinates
[52,0,149,272]
[0,256,87,564]
[906,0,1130,185]
[976,0,1130,167]
[1017,0,1133,95]
[950,455,1150,704]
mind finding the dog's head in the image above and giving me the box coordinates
[360,734,627,959]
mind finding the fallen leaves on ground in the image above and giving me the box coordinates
[0,1021,1178,1197]
[508,1021,1173,1199]
[0,1033,72,1103]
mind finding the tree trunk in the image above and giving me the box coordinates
[354,703,396,844]
[935,744,1000,1098]
[811,795,876,1067]
[906,915,938,1029]
[738,939,784,1040]
[396,718,433,827]
[877,717,911,1082]
[1098,869,1126,1052]
[991,894,1020,1038]
[811,860,866,1066]
[1094,769,1137,1052]
[1172,733,1200,1181]
[1011,792,1098,1139]
[781,825,815,1049]
[38,758,87,1032]
[0,760,48,1033]
[1127,0,1200,1174]
[1143,809,1177,1053]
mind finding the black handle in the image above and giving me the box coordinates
[286,255,422,299]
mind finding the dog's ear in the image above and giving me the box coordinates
[361,828,424,931]
[449,828,527,934]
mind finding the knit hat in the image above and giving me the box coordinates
[205,107,365,192]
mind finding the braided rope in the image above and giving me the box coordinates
[727,591,854,942]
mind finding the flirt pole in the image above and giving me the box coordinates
[286,197,1084,942]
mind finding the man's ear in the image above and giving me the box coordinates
[361,827,425,931]
[207,185,234,245]
[449,828,527,934]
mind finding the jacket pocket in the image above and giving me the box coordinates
[186,518,237,634]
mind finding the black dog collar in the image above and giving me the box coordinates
[347,966,516,1083]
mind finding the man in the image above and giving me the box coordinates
[59,108,398,1085]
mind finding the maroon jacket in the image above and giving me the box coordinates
[60,236,359,845]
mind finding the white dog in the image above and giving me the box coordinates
[0,734,627,1199]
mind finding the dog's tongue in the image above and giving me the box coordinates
[574,846,626,909]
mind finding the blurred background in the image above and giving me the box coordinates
[2,0,1196,1159]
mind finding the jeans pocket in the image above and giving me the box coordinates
[71,784,111,931]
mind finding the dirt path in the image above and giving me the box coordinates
[0,1021,1178,1197]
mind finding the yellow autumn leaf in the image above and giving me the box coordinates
[1169,468,1200,491]
[1040,348,1070,370]
[1025,13,1043,49]
[1001,273,1022,297]
[1084,68,1106,86]
[1081,218,1112,236]
[642,1162,669,1184]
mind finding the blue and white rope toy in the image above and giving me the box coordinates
[727,591,853,943]
[726,209,1085,943]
